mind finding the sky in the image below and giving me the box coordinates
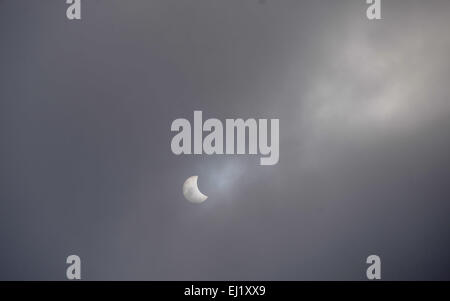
[0,0,450,280]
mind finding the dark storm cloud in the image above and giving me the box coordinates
[0,0,449,280]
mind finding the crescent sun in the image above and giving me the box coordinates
[183,176,208,204]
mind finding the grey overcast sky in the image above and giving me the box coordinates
[1,0,449,280]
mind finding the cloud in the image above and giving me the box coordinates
[289,5,450,170]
